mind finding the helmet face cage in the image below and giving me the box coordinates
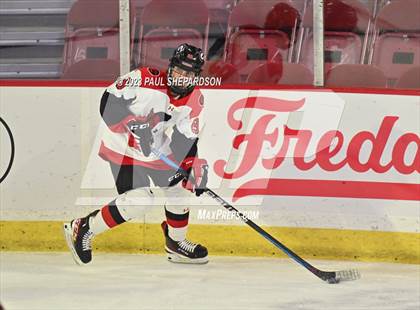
[168,44,205,96]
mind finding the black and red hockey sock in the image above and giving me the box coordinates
[165,207,189,241]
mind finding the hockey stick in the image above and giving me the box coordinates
[151,147,360,284]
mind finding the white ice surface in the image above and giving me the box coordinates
[0,253,419,310]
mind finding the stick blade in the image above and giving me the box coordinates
[336,269,361,282]
[327,269,361,284]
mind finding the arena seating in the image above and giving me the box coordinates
[246,62,314,85]
[224,0,301,81]
[370,0,420,87]
[298,0,372,74]
[136,0,209,71]
[0,0,419,89]
[61,59,119,80]
[0,0,74,78]
[246,62,283,84]
[277,62,313,85]
[325,64,387,88]
[395,66,420,90]
[62,0,122,79]
[202,60,241,84]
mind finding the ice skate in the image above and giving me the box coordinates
[161,221,208,264]
[63,210,98,265]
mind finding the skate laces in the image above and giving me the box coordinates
[178,239,197,253]
[74,216,95,251]
[82,230,94,251]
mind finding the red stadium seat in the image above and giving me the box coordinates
[371,0,420,87]
[298,0,371,72]
[301,32,363,73]
[137,0,209,70]
[225,1,301,81]
[66,0,120,29]
[202,60,240,84]
[62,59,120,80]
[278,63,313,85]
[325,64,387,88]
[247,62,283,84]
[395,66,420,90]
[62,0,135,78]
[63,0,120,66]
[247,62,313,85]
[64,28,120,66]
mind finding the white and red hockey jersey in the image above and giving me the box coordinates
[98,67,204,170]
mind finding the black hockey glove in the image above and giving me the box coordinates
[180,157,209,196]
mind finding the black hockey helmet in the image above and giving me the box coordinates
[168,43,205,96]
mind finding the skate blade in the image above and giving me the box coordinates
[63,223,86,266]
[165,247,209,265]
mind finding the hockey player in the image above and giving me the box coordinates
[64,44,209,265]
